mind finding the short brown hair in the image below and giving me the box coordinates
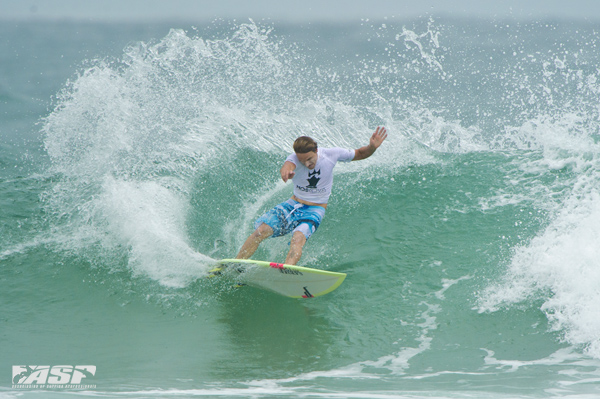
[293,136,317,154]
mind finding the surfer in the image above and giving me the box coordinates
[236,126,388,265]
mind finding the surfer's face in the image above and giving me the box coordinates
[296,150,318,170]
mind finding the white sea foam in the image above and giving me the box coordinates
[482,184,600,351]
[475,80,600,356]
[99,177,213,287]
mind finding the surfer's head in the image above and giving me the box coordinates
[293,136,317,154]
[294,136,318,169]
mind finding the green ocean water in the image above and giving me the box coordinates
[2,18,600,398]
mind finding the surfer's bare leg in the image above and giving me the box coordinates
[285,231,307,265]
[236,223,273,259]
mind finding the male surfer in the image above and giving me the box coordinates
[235,126,388,265]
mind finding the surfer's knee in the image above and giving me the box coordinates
[253,223,274,240]
[290,231,307,246]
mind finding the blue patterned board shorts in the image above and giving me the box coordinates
[254,199,326,239]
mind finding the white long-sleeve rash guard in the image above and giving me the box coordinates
[285,147,355,204]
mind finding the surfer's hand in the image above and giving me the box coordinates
[280,161,296,182]
[353,126,388,161]
[282,170,295,182]
[370,126,387,149]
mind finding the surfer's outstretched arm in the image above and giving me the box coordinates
[353,126,387,161]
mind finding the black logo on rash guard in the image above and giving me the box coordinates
[307,169,321,188]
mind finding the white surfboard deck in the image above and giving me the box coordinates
[212,259,346,298]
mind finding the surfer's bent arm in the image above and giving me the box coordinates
[353,126,388,161]
[280,161,296,182]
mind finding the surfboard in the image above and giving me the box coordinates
[209,259,346,298]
